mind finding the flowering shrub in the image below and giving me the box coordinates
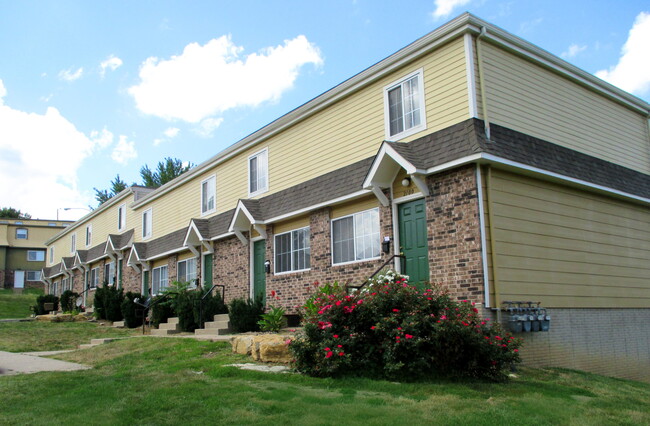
[258,291,286,332]
[289,271,522,381]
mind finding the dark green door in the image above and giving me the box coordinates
[398,199,429,286]
[203,253,213,287]
[252,240,266,304]
[143,270,150,296]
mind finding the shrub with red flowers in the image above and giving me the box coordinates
[288,270,522,381]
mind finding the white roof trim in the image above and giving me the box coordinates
[183,220,207,248]
[228,201,260,233]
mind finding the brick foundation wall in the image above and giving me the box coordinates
[122,262,143,295]
[489,307,650,383]
[0,270,5,288]
[426,166,485,305]
[214,235,250,303]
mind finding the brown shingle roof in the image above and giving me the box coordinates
[142,227,189,259]
[108,229,134,250]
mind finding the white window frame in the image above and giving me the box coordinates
[383,68,426,141]
[85,224,92,247]
[16,228,28,239]
[248,148,269,197]
[118,204,126,231]
[27,250,45,262]
[90,267,99,289]
[274,226,310,275]
[200,175,216,216]
[104,261,115,286]
[152,265,168,296]
[71,234,76,253]
[49,247,54,264]
[26,270,40,281]
[177,258,198,286]
[142,208,152,239]
[331,208,381,266]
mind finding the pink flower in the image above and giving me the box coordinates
[370,326,376,330]
[336,300,342,306]
[440,315,447,320]
[397,327,402,330]
[392,309,400,313]
[405,334,413,339]
[284,339,292,345]
[338,352,345,356]
[324,347,331,351]
[337,344,343,348]
[395,336,401,341]
[325,351,333,359]
[514,349,519,353]
[333,334,339,338]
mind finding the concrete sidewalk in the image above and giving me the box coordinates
[0,351,90,376]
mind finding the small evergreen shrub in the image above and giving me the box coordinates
[35,294,59,314]
[194,288,228,328]
[289,270,522,381]
[172,289,200,332]
[228,297,264,333]
[93,283,124,321]
[121,292,147,328]
[150,295,174,327]
[60,290,79,313]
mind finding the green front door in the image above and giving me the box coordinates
[252,240,266,304]
[143,270,150,296]
[398,199,429,286]
[203,253,213,287]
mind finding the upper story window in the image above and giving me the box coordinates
[118,204,126,231]
[49,247,54,264]
[152,265,169,295]
[177,258,197,285]
[16,228,28,239]
[142,208,152,239]
[332,208,380,265]
[248,148,268,196]
[85,224,92,247]
[274,227,310,274]
[201,175,216,216]
[384,69,426,140]
[71,234,76,253]
[27,250,45,262]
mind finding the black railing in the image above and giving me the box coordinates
[197,284,225,329]
[346,254,405,292]
[134,294,170,335]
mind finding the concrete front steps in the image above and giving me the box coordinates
[112,321,125,328]
[150,317,181,336]
[78,337,126,349]
[194,314,232,337]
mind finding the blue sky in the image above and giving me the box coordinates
[1,0,648,220]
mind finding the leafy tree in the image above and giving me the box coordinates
[140,157,194,189]
[0,207,31,219]
[93,174,131,206]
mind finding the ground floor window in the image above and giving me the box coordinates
[26,270,40,281]
[332,208,380,264]
[90,267,99,288]
[152,265,169,295]
[274,227,310,273]
[104,262,115,286]
[177,258,197,286]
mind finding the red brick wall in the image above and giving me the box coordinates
[425,166,485,305]
[213,235,250,303]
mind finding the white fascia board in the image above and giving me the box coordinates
[183,220,205,248]
[211,232,235,241]
[262,189,372,224]
[228,201,259,233]
[424,154,483,175]
[143,247,187,262]
[127,246,140,265]
[363,144,421,189]
[480,153,650,205]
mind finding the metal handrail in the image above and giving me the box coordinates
[347,254,405,291]
[198,284,226,329]
[134,294,170,335]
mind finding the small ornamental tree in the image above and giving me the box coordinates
[289,270,522,381]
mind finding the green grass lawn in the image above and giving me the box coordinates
[0,332,648,425]
[0,288,41,319]
[0,321,141,352]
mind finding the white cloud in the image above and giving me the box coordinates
[100,55,123,77]
[0,79,96,218]
[128,35,323,123]
[163,127,180,138]
[111,136,138,165]
[194,117,224,138]
[432,0,472,19]
[519,17,543,34]
[58,67,84,82]
[595,12,650,96]
[561,44,587,59]
[90,128,114,150]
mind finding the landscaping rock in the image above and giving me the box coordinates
[231,335,255,355]
[35,314,88,322]
[231,334,294,363]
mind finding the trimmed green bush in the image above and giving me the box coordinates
[228,297,264,333]
[93,283,125,321]
[150,295,174,328]
[289,270,522,381]
[173,290,200,332]
[35,294,59,315]
[121,292,147,328]
[195,289,228,327]
[60,290,79,313]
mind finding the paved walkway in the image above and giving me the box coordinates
[0,351,90,376]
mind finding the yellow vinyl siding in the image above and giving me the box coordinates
[134,37,470,239]
[177,250,196,262]
[480,42,650,173]
[273,215,310,235]
[152,258,167,269]
[331,196,379,219]
[392,169,420,199]
[8,226,61,248]
[489,169,650,308]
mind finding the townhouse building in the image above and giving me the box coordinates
[43,13,650,381]
[1,218,71,290]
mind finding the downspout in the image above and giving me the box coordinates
[475,164,491,308]
[476,26,491,141]
[485,166,501,307]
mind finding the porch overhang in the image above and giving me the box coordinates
[228,201,266,245]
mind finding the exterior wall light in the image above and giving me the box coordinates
[264,260,271,274]
[401,177,411,187]
[382,236,391,254]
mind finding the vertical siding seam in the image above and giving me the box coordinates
[464,34,478,118]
